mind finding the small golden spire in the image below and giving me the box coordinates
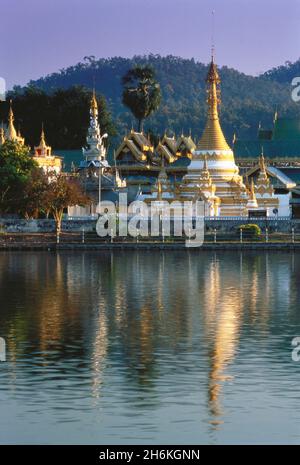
[256,147,273,194]
[90,87,98,117]
[40,123,47,149]
[259,147,267,174]
[250,178,256,200]
[0,122,5,145]
[7,100,18,141]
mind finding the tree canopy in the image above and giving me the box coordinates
[0,141,37,214]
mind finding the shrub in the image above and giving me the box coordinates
[238,224,261,238]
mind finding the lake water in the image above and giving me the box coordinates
[0,250,300,444]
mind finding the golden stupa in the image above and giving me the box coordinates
[2,100,25,145]
[178,53,249,216]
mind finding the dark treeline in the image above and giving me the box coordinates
[3,55,300,149]
[263,58,300,84]
[0,86,116,149]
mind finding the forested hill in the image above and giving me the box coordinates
[11,55,300,147]
[263,59,300,84]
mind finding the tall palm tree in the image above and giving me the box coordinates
[122,66,161,132]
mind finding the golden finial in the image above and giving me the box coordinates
[0,121,5,145]
[8,99,14,122]
[39,123,47,148]
[211,10,215,63]
[90,86,98,117]
[7,100,18,141]
[260,147,266,171]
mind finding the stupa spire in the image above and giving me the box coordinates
[0,122,5,145]
[7,100,18,141]
[39,123,47,149]
[34,124,52,157]
[259,148,268,178]
[82,87,107,162]
[90,87,98,119]
[246,177,258,209]
[198,55,231,151]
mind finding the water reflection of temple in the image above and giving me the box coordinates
[0,251,298,423]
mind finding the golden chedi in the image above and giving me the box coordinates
[179,54,249,216]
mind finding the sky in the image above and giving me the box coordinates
[1,0,300,90]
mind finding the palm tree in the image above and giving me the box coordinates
[122,66,161,132]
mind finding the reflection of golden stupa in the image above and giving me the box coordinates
[201,257,242,422]
[178,53,249,216]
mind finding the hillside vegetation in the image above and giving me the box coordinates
[5,55,300,149]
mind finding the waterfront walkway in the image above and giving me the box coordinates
[1,231,300,250]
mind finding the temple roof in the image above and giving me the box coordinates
[245,164,296,189]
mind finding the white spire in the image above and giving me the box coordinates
[83,89,107,162]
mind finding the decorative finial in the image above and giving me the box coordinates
[90,84,98,118]
[259,146,267,173]
[210,9,216,63]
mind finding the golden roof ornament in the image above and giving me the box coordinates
[34,125,52,157]
[250,178,256,201]
[255,148,274,196]
[258,148,268,179]
[39,124,47,149]
[246,177,258,209]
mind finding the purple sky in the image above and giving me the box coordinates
[1,0,300,89]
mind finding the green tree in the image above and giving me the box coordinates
[0,141,37,214]
[43,173,90,233]
[122,66,161,132]
[19,168,50,219]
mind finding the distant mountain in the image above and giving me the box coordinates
[10,55,300,148]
